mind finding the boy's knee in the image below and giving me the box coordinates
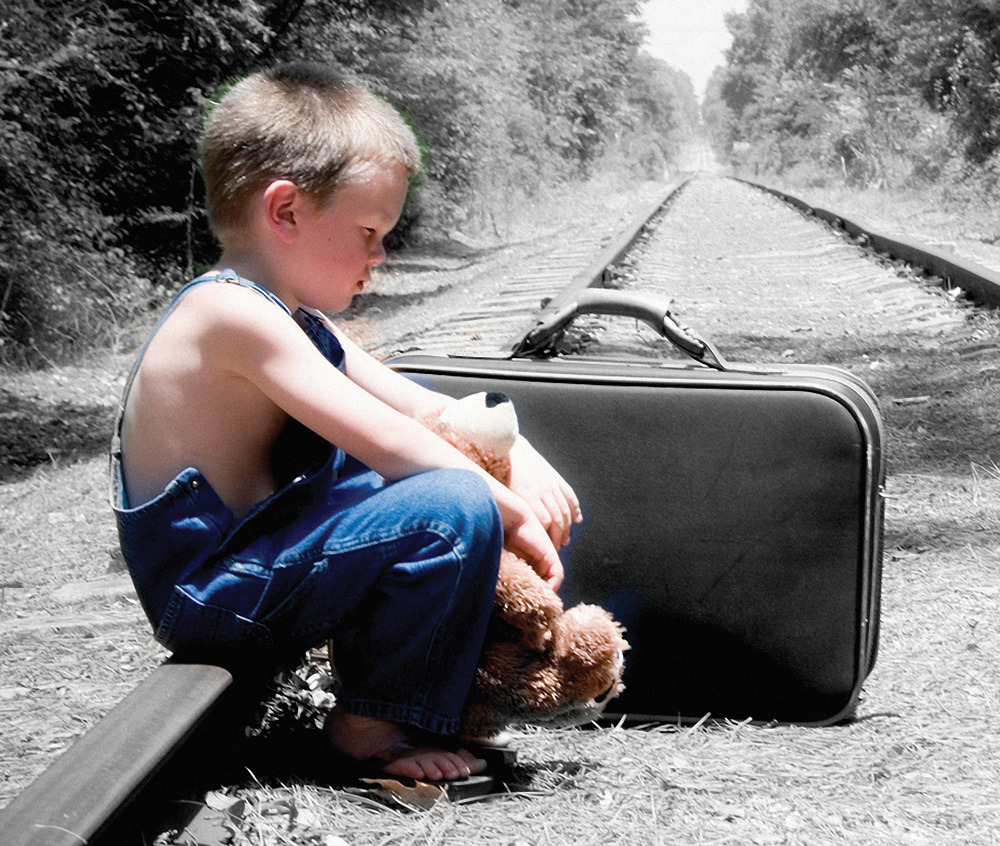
[423,469,502,551]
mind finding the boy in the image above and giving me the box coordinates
[110,62,580,783]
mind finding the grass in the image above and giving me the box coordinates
[210,432,1000,845]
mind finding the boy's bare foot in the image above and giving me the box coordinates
[323,708,487,782]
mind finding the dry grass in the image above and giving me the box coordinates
[0,456,168,804]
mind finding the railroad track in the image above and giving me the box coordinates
[5,175,1000,845]
[402,176,1000,362]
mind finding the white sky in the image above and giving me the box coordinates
[639,0,750,99]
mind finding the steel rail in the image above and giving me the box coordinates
[505,176,688,353]
[2,661,234,846]
[739,178,1000,308]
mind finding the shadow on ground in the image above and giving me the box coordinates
[700,329,1000,478]
[0,390,114,482]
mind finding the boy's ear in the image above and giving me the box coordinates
[262,180,301,243]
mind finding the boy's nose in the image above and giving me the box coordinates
[369,241,387,266]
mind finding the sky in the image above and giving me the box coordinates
[639,0,750,99]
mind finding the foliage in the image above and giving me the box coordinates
[702,66,733,163]
[0,0,700,362]
[620,55,699,177]
[0,0,275,362]
[709,0,1000,193]
[289,0,671,230]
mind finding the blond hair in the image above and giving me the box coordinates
[200,62,422,238]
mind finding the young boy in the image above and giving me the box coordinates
[110,63,580,783]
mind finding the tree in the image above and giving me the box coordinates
[625,55,700,176]
[702,65,735,160]
[0,0,281,359]
[717,0,957,186]
[0,0,688,360]
[914,1,1000,162]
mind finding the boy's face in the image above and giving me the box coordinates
[290,162,409,314]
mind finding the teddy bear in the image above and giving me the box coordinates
[421,392,629,740]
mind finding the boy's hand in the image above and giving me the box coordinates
[504,512,565,591]
[507,437,582,548]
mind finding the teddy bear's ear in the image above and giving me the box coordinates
[485,392,509,407]
[438,392,519,457]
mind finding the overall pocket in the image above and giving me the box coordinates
[155,586,273,655]
[251,556,321,623]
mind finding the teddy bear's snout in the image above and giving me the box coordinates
[593,647,627,705]
[593,681,616,706]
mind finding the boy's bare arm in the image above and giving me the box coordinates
[216,295,563,586]
[507,437,582,548]
[326,318,450,419]
[330,321,582,549]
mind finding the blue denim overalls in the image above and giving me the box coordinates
[110,270,503,735]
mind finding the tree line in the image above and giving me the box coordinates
[0,0,699,364]
[704,0,1000,194]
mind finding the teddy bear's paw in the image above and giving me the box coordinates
[493,553,563,650]
[459,729,513,748]
[513,690,621,730]
[464,670,622,734]
[458,704,514,742]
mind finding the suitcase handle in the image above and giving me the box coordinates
[513,289,729,370]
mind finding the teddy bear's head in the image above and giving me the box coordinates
[437,392,519,455]
[428,392,517,486]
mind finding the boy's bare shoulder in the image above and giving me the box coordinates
[183,279,290,324]
[135,281,314,397]
[166,280,302,352]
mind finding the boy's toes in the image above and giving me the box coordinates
[381,745,485,782]
[381,752,429,781]
[435,749,477,780]
[455,747,488,775]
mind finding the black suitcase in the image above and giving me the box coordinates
[388,290,884,726]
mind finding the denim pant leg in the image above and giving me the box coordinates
[241,467,503,736]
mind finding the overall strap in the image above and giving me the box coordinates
[214,267,292,316]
